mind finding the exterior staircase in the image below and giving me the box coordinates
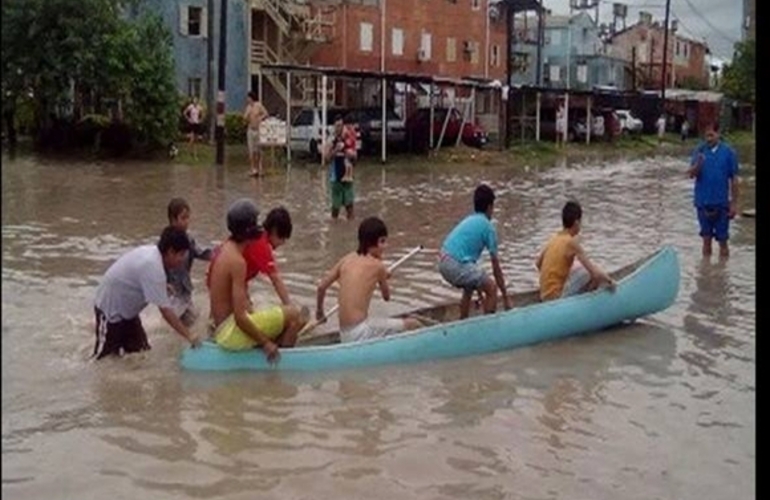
[250,0,336,108]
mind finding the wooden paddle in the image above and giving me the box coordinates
[297,245,424,341]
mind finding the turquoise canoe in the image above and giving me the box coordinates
[180,245,680,372]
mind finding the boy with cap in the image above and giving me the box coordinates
[207,199,308,363]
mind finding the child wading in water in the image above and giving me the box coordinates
[333,118,357,182]
[166,198,212,325]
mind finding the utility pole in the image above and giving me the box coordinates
[215,0,228,165]
[535,0,544,85]
[660,0,672,110]
[505,3,514,148]
[207,0,215,142]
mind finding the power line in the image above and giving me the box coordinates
[675,0,739,46]
[669,11,733,60]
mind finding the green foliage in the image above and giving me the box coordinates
[721,40,755,105]
[225,113,247,145]
[121,14,179,147]
[1,0,179,151]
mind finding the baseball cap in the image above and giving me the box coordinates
[227,198,261,242]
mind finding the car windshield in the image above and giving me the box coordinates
[362,107,401,121]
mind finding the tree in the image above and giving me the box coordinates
[1,0,178,151]
[720,40,755,105]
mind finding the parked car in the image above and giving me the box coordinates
[575,115,606,141]
[537,108,580,142]
[615,109,643,135]
[289,107,361,159]
[344,106,406,153]
[405,107,488,152]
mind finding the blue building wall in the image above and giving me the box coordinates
[135,0,250,112]
[509,12,627,90]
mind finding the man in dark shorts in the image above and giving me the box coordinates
[93,226,202,359]
[687,123,740,257]
[323,116,356,220]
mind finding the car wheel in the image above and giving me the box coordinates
[309,139,320,161]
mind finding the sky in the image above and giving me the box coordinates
[544,0,744,64]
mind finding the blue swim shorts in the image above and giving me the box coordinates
[696,205,730,242]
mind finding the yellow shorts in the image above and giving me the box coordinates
[213,306,286,351]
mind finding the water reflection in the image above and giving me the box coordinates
[1,149,755,500]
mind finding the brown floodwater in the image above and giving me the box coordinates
[2,145,755,500]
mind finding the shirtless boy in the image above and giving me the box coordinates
[315,216,423,343]
[207,206,296,306]
[536,200,615,301]
[243,91,269,177]
[207,199,307,362]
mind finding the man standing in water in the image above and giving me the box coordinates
[183,97,204,158]
[323,116,356,221]
[688,123,740,258]
[243,91,269,177]
[93,226,201,359]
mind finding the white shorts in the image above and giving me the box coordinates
[247,128,260,154]
[340,317,406,343]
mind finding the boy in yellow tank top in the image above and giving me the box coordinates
[536,201,616,302]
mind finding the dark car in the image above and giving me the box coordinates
[405,107,488,152]
[537,108,580,142]
[344,106,406,153]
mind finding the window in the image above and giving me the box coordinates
[470,41,480,64]
[420,32,432,60]
[577,64,587,83]
[550,30,561,46]
[491,44,500,67]
[472,0,481,10]
[683,42,688,57]
[550,64,561,82]
[188,78,202,99]
[180,5,207,37]
[391,28,404,56]
[447,37,457,62]
[360,22,373,52]
[293,110,313,126]
[638,43,648,63]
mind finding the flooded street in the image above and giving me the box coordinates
[2,147,755,500]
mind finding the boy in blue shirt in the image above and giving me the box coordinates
[688,123,740,258]
[438,184,511,319]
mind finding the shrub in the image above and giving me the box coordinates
[225,113,246,145]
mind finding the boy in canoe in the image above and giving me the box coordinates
[207,199,308,363]
[207,206,296,307]
[438,184,511,319]
[315,216,423,343]
[536,200,615,301]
